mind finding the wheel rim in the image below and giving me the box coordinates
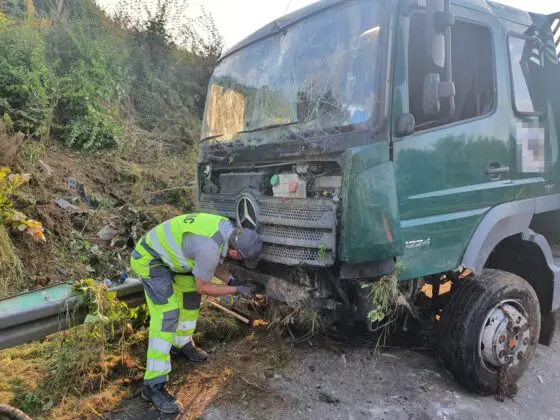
[479,299,531,369]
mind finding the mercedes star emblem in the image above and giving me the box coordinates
[236,195,258,229]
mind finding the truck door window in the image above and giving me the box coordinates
[408,15,494,130]
[507,35,544,115]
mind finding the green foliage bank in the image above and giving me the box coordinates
[0,0,222,152]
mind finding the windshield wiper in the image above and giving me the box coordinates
[199,133,224,144]
[237,121,299,135]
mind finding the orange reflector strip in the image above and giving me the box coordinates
[420,281,452,298]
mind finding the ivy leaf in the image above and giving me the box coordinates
[84,314,100,324]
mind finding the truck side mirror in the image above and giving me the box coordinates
[395,113,416,137]
[423,73,456,116]
[423,0,456,117]
[425,0,447,69]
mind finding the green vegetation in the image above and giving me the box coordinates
[362,262,407,350]
[0,278,148,417]
[0,0,222,153]
[0,0,221,292]
[0,1,230,417]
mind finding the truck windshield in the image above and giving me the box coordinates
[202,0,383,146]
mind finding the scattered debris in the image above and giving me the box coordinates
[68,177,99,209]
[55,199,85,214]
[240,376,265,392]
[56,267,68,276]
[318,391,340,404]
[381,353,400,359]
[419,384,434,393]
[98,225,119,242]
[35,276,50,287]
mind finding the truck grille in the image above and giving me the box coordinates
[262,243,334,266]
[198,194,337,267]
[260,203,329,225]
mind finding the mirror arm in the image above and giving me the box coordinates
[442,0,455,115]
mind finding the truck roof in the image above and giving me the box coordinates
[221,0,547,62]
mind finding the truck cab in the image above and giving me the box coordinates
[198,0,560,395]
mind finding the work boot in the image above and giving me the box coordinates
[141,383,181,414]
[171,341,209,363]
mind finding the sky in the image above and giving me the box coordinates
[96,0,557,48]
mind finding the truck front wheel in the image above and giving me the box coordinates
[437,269,541,395]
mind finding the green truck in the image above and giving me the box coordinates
[197,0,560,395]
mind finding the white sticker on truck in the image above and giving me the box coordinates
[517,122,545,173]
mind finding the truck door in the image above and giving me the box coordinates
[392,4,514,279]
[506,16,560,197]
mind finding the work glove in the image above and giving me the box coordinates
[235,285,256,297]
[227,276,246,287]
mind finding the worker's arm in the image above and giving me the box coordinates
[195,276,237,297]
[187,236,248,296]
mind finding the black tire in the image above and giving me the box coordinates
[0,405,32,420]
[437,269,541,395]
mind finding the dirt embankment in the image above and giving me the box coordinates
[1,125,195,296]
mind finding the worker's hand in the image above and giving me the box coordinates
[235,285,256,297]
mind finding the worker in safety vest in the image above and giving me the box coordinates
[130,213,263,413]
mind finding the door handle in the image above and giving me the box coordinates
[486,166,510,175]
[486,165,510,181]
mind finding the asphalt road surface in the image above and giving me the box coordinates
[203,332,560,420]
[111,323,560,420]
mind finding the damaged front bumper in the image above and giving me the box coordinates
[223,262,337,310]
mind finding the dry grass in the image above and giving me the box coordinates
[0,326,147,418]
[265,300,322,341]
[194,304,248,347]
[0,302,256,419]
[49,383,130,420]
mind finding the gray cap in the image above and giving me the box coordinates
[232,228,263,269]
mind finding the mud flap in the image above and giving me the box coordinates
[539,311,557,346]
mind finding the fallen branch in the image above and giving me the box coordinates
[141,184,194,197]
[240,376,265,392]
[207,299,250,325]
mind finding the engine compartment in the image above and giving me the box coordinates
[199,160,342,201]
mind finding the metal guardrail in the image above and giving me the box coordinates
[0,282,145,350]
[0,265,317,350]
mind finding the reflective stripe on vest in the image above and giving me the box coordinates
[144,213,228,273]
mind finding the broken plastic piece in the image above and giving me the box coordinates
[55,199,86,214]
